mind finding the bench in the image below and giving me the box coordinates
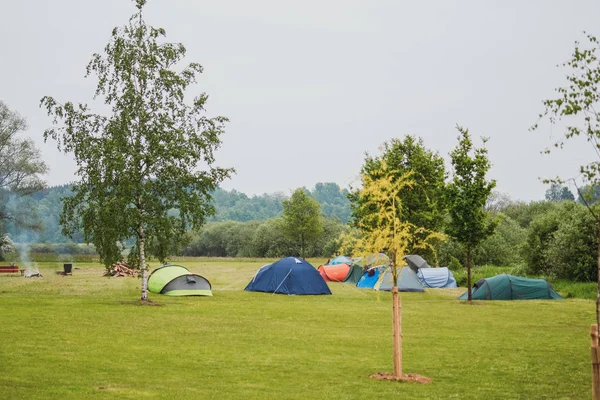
[0,265,19,274]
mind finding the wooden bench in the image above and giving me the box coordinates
[0,265,19,274]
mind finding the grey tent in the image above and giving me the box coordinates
[403,255,431,271]
[375,267,425,292]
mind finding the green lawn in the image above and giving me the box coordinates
[0,258,593,399]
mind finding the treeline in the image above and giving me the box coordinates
[180,217,345,258]
[175,193,598,282]
[6,182,351,243]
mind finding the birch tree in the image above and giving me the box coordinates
[41,0,232,301]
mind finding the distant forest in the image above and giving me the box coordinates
[7,182,351,243]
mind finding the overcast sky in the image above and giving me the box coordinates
[1,0,599,201]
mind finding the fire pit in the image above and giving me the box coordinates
[24,265,42,278]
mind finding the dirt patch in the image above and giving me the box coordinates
[369,372,431,383]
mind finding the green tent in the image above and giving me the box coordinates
[458,274,562,300]
[342,264,365,284]
[148,265,212,296]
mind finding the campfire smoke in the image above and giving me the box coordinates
[18,235,42,278]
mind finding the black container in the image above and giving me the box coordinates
[64,263,73,274]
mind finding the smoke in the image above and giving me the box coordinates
[16,233,39,277]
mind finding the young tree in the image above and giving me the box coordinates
[446,125,497,302]
[0,101,48,229]
[355,161,443,380]
[40,0,232,301]
[282,188,323,258]
[531,32,600,345]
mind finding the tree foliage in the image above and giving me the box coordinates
[577,184,600,205]
[545,184,575,202]
[0,101,48,230]
[354,163,443,274]
[180,216,345,258]
[349,135,446,256]
[352,160,443,378]
[446,125,497,301]
[533,33,600,187]
[40,1,232,300]
[311,182,351,222]
[282,188,323,258]
[531,32,600,337]
[523,201,598,281]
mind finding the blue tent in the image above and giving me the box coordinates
[245,257,332,295]
[356,266,383,289]
[329,255,351,265]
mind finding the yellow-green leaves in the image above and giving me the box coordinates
[353,161,444,285]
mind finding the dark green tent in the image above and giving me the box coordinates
[342,264,364,285]
[458,274,562,300]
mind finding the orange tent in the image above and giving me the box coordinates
[318,263,351,282]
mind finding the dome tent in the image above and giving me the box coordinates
[403,254,457,289]
[356,266,425,292]
[329,255,351,265]
[458,274,562,300]
[403,254,431,271]
[376,267,425,292]
[245,257,331,295]
[417,267,457,288]
[148,264,212,296]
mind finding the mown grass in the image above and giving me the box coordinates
[0,258,593,399]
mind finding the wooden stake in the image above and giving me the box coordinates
[591,324,600,400]
[392,286,402,378]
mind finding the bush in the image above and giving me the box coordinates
[522,201,598,281]
[437,214,526,268]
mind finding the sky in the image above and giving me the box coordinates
[1,0,599,201]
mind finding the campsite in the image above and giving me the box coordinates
[0,258,592,399]
[2,0,600,398]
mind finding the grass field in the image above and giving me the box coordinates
[0,258,594,399]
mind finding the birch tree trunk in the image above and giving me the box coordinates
[467,245,472,302]
[139,222,148,301]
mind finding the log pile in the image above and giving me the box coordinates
[104,262,139,277]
